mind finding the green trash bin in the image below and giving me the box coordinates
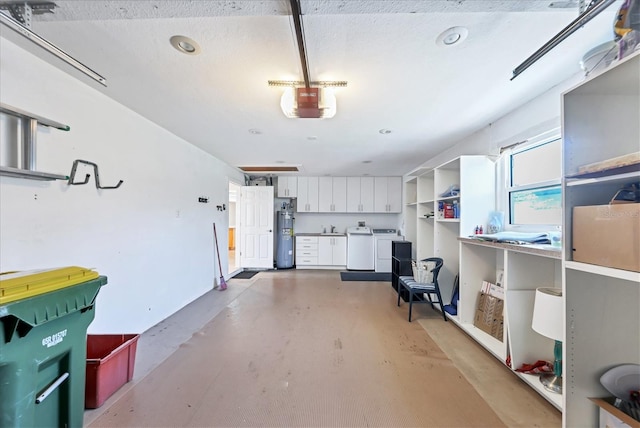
[0,267,107,428]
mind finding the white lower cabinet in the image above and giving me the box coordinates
[295,236,318,266]
[296,236,346,269]
[318,236,347,266]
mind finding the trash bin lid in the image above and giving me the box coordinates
[0,266,99,304]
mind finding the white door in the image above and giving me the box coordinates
[239,186,274,269]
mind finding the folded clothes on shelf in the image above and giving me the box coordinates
[439,184,460,198]
[470,231,551,245]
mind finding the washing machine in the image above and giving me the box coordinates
[346,226,374,270]
[373,229,404,273]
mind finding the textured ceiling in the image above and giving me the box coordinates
[0,0,622,176]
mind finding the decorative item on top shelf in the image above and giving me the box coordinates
[614,0,640,60]
[487,211,504,234]
[531,287,563,394]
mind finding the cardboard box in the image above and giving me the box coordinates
[481,280,504,300]
[589,397,640,428]
[573,204,640,272]
[474,292,504,341]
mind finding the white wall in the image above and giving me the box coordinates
[0,37,245,334]
[410,72,585,172]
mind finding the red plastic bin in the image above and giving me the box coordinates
[85,334,140,408]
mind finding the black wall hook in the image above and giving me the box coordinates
[68,159,123,189]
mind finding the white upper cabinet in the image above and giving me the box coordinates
[296,177,319,212]
[318,177,347,213]
[346,177,374,213]
[374,177,402,213]
[277,176,297,198]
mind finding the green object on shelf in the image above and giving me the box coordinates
[0,275,107,427]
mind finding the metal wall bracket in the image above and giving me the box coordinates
[0,102,69,181]
[68,159,123,189]
[0,1,56,28]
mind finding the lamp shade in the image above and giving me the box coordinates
[531,287,563,341]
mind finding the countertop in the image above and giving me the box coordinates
[458,237,561,259]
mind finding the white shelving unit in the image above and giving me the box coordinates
[561,52,640,427]
[405,156,495,306]
[401,53,639,425]
[458,238,563,410]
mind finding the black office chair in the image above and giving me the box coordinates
[397,257,446,322]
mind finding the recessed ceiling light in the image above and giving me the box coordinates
[436,27,468,47]
[170,35,201,55]
[275,160,285,164]
[379,129,392,134]
[307,136,318,140]
[248,128,262,135]
[362,160,372,164]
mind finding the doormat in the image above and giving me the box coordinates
[233,271,260,279]
[340,272,392,282]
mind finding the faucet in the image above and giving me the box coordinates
[331,225,336,233]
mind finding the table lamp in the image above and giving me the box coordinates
[531,287,563,394]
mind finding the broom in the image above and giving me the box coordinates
[213,223,227,291]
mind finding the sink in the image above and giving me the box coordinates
[320,232,344,236]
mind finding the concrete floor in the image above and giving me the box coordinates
[85,269,561,427]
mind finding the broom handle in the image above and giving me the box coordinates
[213,223,224,275]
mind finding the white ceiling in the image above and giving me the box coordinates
[0,0,622,176]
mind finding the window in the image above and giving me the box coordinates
[506,136,562,227]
